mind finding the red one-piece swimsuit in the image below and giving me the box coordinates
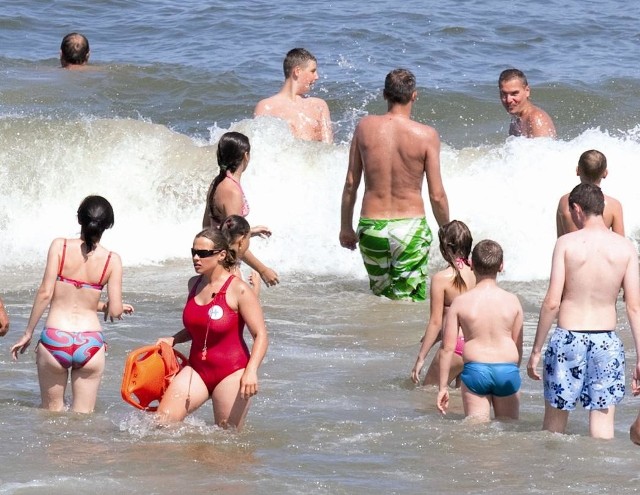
[183,275,250,395]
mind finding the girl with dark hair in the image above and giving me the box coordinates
[410,220,476,387]
[220,214,273,296]
[156,228,268,431]
[11,195,125,413]
[202,132,279,287]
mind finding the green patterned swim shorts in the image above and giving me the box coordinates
[356,217,432,301]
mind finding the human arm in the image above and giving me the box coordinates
[611,199,625,237]
[529,109,556,138]
[11,239,61,358]
[250,225,272,238]
[339,129,363,250]
[248,270,261,297]
[0,297,9,336]
[436,302,459,414]
[512,297,525,366]
[253,98,269,117]
[423,130,449,227]
[526,242,565,379]
[104,253,124,321]
[237,282,269,400]
[411,273,446,383]
[556,196,567,237]
[99,300,134,322]
[156,328,191,347]
[242,248,279,286]
[319,100,333,144]
[622,247,640,396]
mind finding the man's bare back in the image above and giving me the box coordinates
[554,227,635,330]
[353,113,441,219]
[527,184,640,438]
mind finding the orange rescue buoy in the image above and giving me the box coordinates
[121,342,188,411]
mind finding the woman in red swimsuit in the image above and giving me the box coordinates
[11,196,125,413]
[157,228,268,430]
[202,131,279,287]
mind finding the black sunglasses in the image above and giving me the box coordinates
[191,248,223,258]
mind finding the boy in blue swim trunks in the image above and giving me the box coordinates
[437,240,523,421]
[527,183,640,439]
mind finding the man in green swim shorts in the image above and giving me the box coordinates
[339,69,450,302]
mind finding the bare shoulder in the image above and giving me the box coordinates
[254,95,280,115]
[501,288,523,308]
[554,231,574,249]
[557,193,569,211]
[187,275,200,292]
[431,267,453,288]
[305,96,329,110]
[604,194,623,209]
[107,251,122,265]
[230,275,258,301]
[530,105,556,136]
[50,237,65,249]
[620,234,637,252]
[404,118,438,139]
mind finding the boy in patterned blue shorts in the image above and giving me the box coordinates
[527,183,640,439]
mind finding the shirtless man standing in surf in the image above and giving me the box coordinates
[527,183,640,439]
[499,68,556,138]
[254,48,333,143]
[339,68,449,301]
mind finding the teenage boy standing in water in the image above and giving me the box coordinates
[527,183,640,439]
[339,68,449,301]
[254,48,333,143]
[499,68,556,138]
[556,149,624,237]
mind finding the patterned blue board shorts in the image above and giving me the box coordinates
[543,327,625,411]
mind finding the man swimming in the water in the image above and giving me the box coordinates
[499,68,556,138]
[60,32,90,69]
[339,68,449,301]
[437,240,523,421]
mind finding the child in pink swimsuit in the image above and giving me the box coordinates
[410,220,476,387]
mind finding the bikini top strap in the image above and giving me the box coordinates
[98,252,113,285]
[225,171,242,190]
[58,239,68,277]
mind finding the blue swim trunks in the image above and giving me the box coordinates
[460,362,521,397]
[543,327,625,411]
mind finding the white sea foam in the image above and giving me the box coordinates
[2,116,640,281]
